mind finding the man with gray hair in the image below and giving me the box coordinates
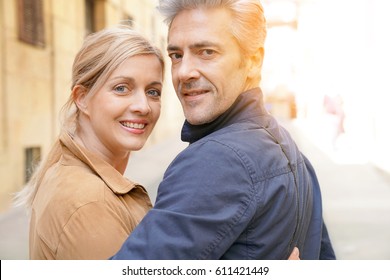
[112,0,335,259]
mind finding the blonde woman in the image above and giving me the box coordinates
[15,26,164,259]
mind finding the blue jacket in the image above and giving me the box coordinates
[112,88,336,259]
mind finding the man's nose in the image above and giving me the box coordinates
[176,54,199,82]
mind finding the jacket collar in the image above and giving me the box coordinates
[59,131,140,194]
[181,87,268,144]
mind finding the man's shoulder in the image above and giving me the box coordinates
[198,122,279,151]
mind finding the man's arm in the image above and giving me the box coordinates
[111,141,256,259]
[319,222,336,259]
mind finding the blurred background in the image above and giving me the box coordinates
[0,0,389,259]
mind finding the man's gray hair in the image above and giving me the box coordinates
[157,0,267,57]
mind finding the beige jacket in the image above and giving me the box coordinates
[29,132,152,259]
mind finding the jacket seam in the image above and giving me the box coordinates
[197,139,256,259]
[53,200,106,257]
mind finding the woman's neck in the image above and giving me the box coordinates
[73,130,130,175]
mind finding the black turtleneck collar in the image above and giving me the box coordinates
[181,87,268,144]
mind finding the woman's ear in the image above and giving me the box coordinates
[72,85,89,115]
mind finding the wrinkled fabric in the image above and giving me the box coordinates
[29,132,152,259]
[112,88,335,260]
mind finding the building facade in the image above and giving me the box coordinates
[0,0,183,211]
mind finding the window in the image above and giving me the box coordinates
[122,14,134,27]
[85,0,105,35]
[85,0,96,35]
[17,0,45,47]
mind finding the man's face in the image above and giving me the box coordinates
[167,7,252,125]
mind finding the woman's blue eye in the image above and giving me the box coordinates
[115,85,126,92]
[147,89,161,97]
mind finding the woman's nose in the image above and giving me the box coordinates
[129,91,151,115]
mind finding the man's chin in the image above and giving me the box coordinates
[185,113,216,126]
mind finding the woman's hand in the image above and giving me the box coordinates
[288,247,300,260]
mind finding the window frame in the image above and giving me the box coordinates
[17,0,45,47]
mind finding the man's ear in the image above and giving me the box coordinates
[248,47,264,80]
[72,85,89,115]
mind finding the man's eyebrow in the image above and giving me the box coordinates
[167,44,180,52]
[167,41,221,52]
[190,41,221,49]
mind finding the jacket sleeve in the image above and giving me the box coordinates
[111,140,257,259]
[320,221,336,259]
[300,154,336,260]
[57,201,132,260]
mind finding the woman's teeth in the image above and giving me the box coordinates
[121,122,145,129]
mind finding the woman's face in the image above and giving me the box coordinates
[79,54,163,160]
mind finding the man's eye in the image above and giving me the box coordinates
[169,53,182,61]
[201,49,216,57]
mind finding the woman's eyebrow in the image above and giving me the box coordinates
[110,76,135,82]
[148,81,163,87]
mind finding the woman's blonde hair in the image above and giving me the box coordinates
[15,25,165,209]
